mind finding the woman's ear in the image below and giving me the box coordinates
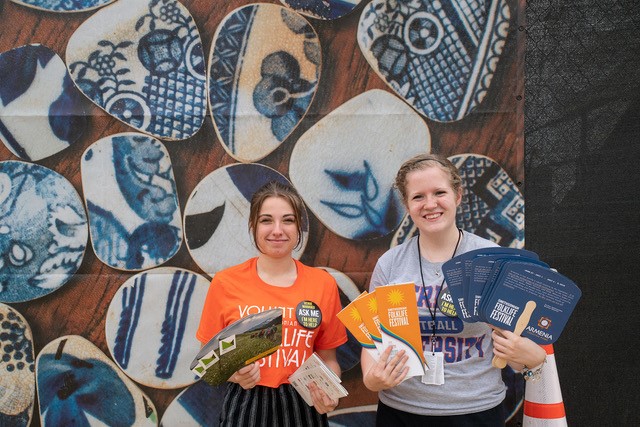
[456,187,463,206]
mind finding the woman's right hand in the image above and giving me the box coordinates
[229,361,261,389]
[363,346,410,392]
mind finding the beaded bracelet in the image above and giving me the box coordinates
[522,360,545,381]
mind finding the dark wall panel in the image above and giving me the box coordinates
[525,1,640,424]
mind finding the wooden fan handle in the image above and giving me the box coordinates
[492,300,537,369]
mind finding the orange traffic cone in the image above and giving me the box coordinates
[522,344,568,426]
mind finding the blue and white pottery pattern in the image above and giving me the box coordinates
[289,89,429,240]
[209,3,321,162]
[159,380,225,426]
[320,267,362,373]
[0,44,87,162]
[280,0,363,20]
[0,304,35,427]
[81,133,182,271]
[36,335,158,427]
[67,0,206,140]
[391,153,524,248]
[184,163,308,275]
[358,0,511,122]
[10,0,115,13]
[0,161,87,303]
[105,267,209,389]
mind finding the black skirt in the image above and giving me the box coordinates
[220,383,328,427]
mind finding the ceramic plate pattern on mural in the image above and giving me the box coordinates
[36,335,158,426]
[10,0,114,13]
[66,0,206,140]
[391,153,524,248]
[289,89,429,240]
[160,380,225,426]
[280,0,363,20]
[81,133,182,271]
[319,267,363,373]
[0,160,87,303]
[358,0,510,122]
[0,44,87,162]
[0,304,35,427]
[184,163,308,276]
[208,3,320,162]
[105,267,209,389]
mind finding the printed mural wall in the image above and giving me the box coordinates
[0,0,524,425]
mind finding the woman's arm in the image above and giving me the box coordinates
[316,348,341,379]
[308,348,341,414]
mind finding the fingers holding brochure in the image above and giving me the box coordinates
[229,362,261,390]
[362,346,410,392]
[289,353,348,409]
[308,382,339,414]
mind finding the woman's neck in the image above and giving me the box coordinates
[256,255,298,287]
[418,227,462,263]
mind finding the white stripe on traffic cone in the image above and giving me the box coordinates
[522,344,568,426]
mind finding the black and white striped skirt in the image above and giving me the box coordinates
[220,383,328,427]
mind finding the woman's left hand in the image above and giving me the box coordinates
[308,382,339,414]
[491,327,546,368]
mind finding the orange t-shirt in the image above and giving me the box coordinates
[196,258,348,388]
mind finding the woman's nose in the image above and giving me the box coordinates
[425,196,438,208]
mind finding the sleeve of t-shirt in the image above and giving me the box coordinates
[370,255,390,292]
[196,275,226,344]
[314,279,348,350]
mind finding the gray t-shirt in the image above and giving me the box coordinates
[370,231,506,416]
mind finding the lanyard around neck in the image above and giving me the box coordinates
[417,229,462,351]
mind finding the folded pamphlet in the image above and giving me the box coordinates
[336,291,379,359]
[289,353,348,406]
[376,282,426,378]
[190,309,283,386]
[351,291,384,353]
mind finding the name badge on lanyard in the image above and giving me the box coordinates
[422,351,445,385]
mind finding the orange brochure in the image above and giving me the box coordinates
[337,291,379,359]
[351,290,384,354]
[376,282,426,378]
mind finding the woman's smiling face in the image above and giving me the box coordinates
[254,196,299,258]
[404,165,462,236]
